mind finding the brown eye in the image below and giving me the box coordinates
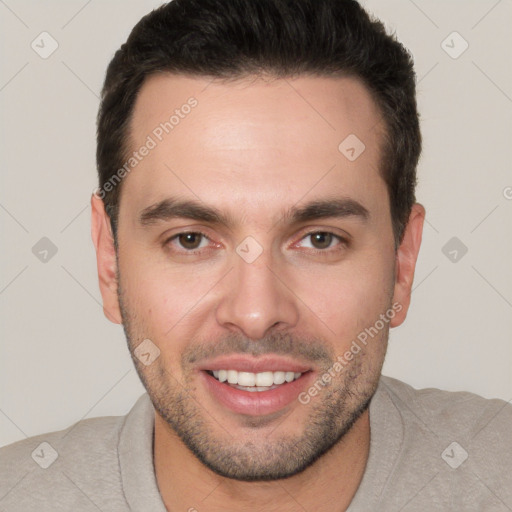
[177,232,204,250]
[310,232,333,249]
[294,231,347,254]
[164,230,218,257]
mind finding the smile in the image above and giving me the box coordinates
[208,369,303,391]
[200,368,313,416]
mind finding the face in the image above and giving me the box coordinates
[92,73,423,481]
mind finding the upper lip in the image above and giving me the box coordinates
[197,354,312,374]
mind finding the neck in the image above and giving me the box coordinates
[154,410,370,512]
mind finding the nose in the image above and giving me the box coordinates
[215,250,300,340]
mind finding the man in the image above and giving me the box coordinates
[1,0,511,510]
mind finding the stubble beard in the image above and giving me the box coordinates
[117,281,388,482]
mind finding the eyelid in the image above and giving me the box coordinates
[161,224,216,243]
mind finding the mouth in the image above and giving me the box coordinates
[198,356,315,417]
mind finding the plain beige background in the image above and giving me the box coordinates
[1,0,511,447]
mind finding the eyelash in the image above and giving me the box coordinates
[163,230,348,256]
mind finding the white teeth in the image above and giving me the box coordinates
[256,371,275,387]
[237,372,255,386]
[285,371,295,382]
[227,370,238,384]
[273,371,286,385]
[210,369,303,386]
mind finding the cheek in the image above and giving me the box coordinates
[295,258,394,340]
[118,249,221,341]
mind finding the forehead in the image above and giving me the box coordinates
[122,73,387,221]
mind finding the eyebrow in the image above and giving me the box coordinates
[138,196,369,228]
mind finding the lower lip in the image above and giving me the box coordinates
[201,371,314,416]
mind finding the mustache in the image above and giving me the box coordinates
[182,331,334,368]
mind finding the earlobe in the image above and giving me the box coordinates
[390,203,425,328]
[91,192,122,324]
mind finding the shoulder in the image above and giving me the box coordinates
[0,411,126,462]
[0,408,130,510]
[373,376,512,510]
[379,375,512,438]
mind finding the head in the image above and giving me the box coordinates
[92,0,424,481]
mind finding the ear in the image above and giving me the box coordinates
[91,191,122,324]
[390,203,425,328]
